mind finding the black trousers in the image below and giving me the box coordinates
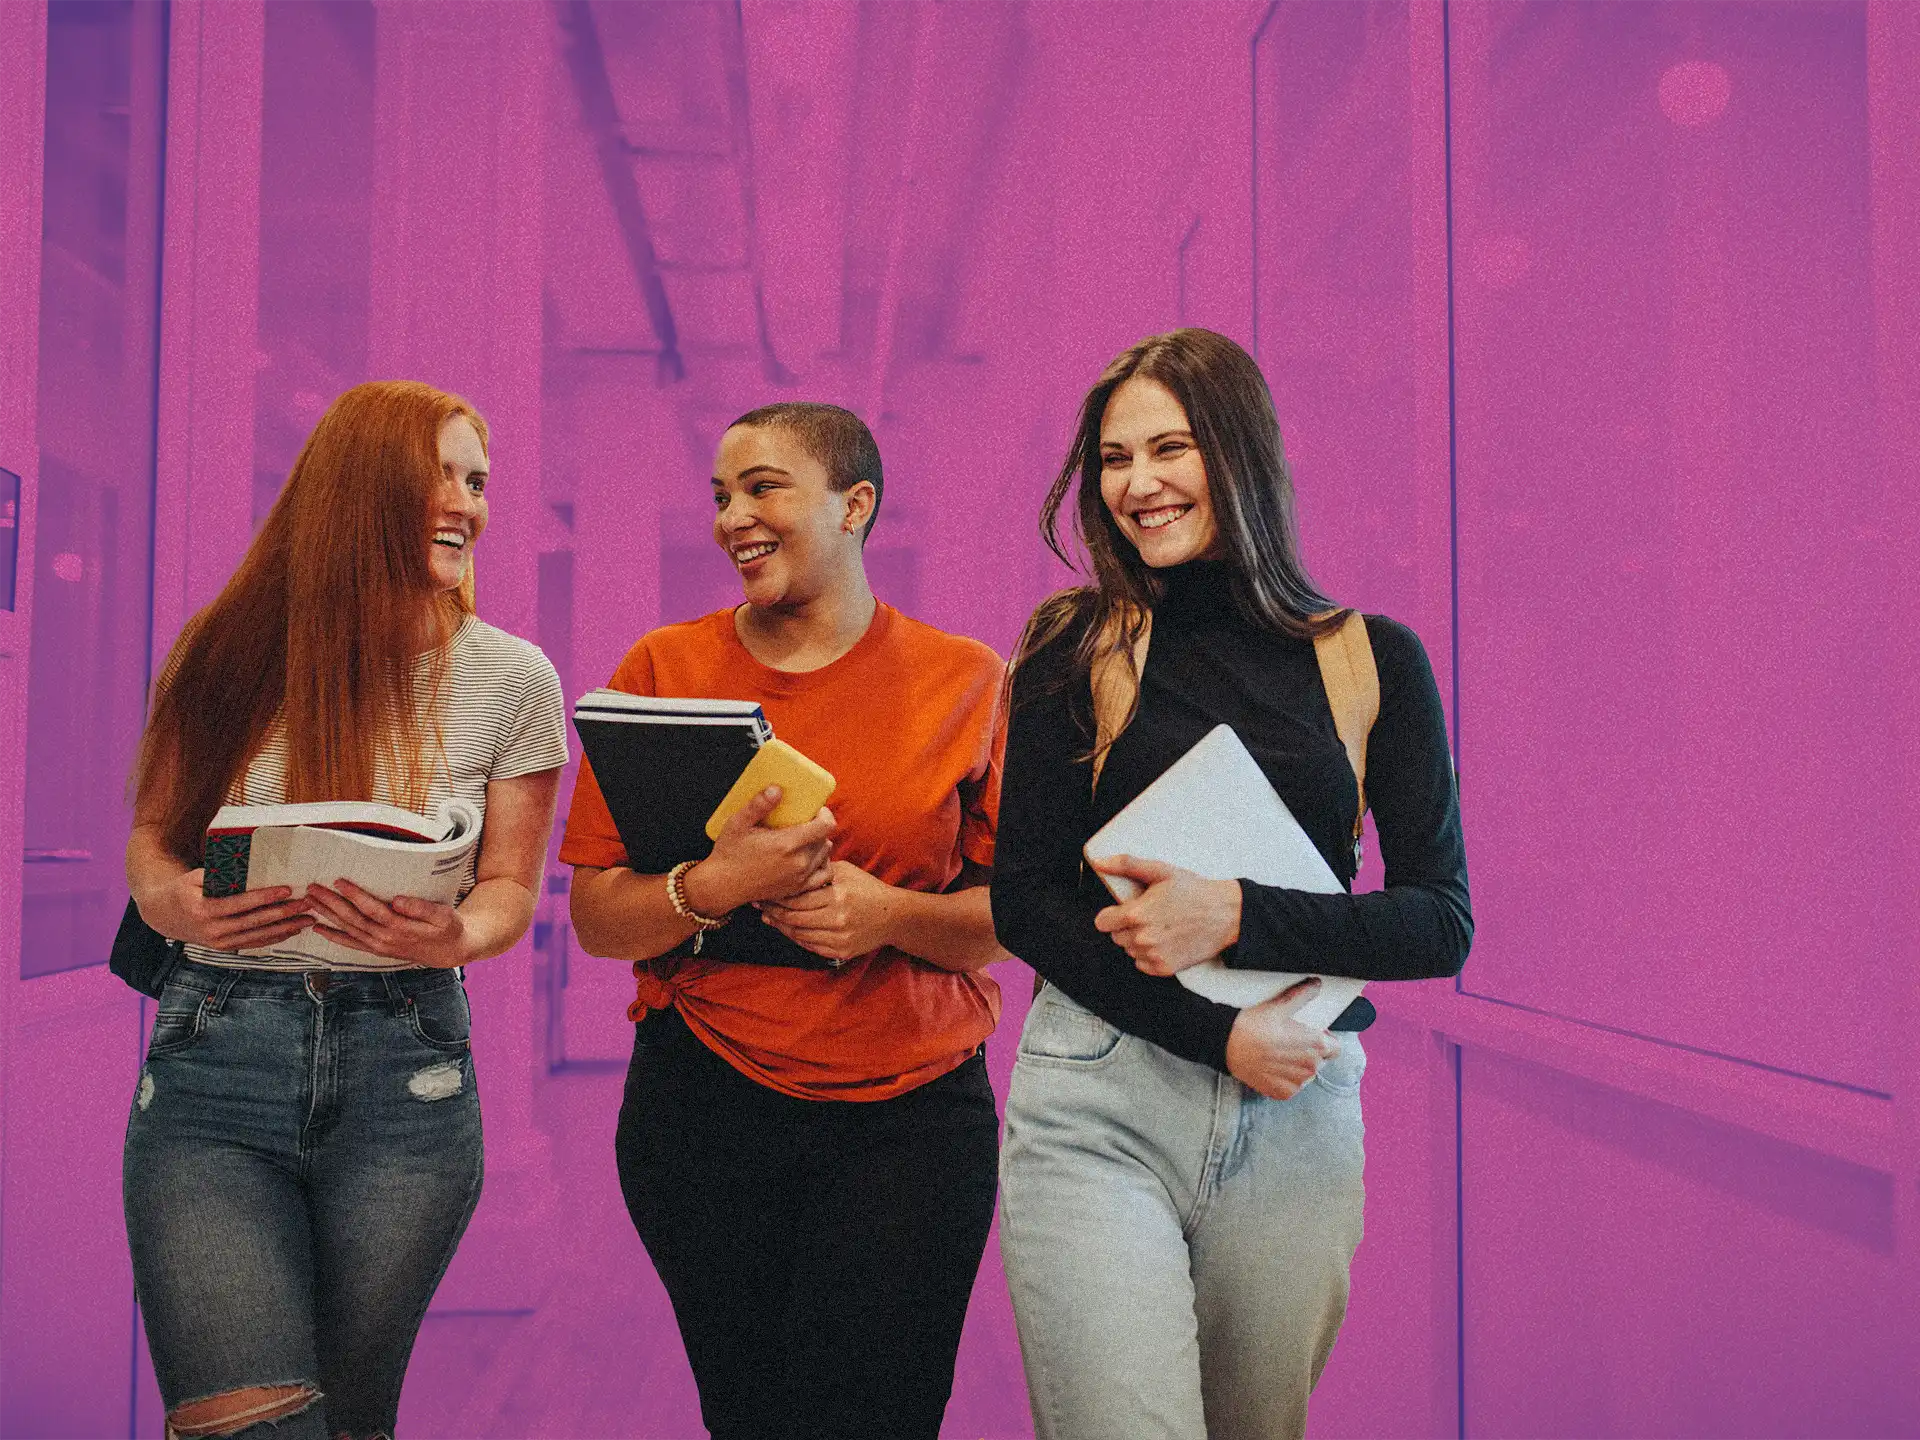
[614,1006,1001,1440]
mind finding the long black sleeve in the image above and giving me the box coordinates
[991,565,1471,1071]
[990,617,1242,1074]
[1226,616,1473,982]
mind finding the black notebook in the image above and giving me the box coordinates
[570,690,835,970]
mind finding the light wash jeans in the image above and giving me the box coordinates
[1000,983,1366,1440]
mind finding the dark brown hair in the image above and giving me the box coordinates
[729,401,884,543]
[1015,328,1345,748]
[134,380,485,862]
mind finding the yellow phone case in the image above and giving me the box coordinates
[704,739,837,840]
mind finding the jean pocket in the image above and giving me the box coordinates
[1017,989,1125,1067]
[406,980,473,1053]
[146,980,211,1057]
[1311,1034,1367,1095]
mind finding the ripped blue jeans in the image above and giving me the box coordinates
[124,960,484,1439]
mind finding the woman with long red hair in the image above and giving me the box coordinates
[122,381,568,1440]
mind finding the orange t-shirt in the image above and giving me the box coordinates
[559,602,1005,1101]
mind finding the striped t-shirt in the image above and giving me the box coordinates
[187,614,570,972]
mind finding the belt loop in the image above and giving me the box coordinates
[206,969,243,1016]
[379,969,409,1015]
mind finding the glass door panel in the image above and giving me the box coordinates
[22,0,166,979]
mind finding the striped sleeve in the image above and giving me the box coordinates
[493,647,569,780]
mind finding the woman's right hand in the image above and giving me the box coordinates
[682,786,836,916]
[1225,978,1339,1100]
[135,868,314,952]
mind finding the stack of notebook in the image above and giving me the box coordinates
[571,690,838,969]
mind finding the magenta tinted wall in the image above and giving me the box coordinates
[2,2,1916,1437]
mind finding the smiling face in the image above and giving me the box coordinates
[1098,376,1219,568]
[712,423,873,609]
[428,413,488,593]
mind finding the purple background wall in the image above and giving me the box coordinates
[1,1,1917,1436]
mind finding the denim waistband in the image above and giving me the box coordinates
[167,955,461,1006]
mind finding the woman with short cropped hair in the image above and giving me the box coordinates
[563,402,1007,1440]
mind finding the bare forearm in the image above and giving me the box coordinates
[127,823,189,909]
[452,876,540,963]
[569,864,705,962]
[883,885,1006,973]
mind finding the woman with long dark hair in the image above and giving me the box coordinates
[562,402,1006,1440]
[123,381,568,1440]
[992,329,1472,1440]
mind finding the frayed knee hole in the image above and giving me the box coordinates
[167,1383,320,1437]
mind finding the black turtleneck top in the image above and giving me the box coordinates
[990,560,1472,1074]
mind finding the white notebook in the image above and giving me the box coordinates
[1082,724,1366,1031]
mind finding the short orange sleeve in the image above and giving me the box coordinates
[957,671,1007,869]
[557,642,657,871]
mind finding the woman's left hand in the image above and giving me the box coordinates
[757,860,896,965]
[305,879,471,969]
[1090,855,1241,976]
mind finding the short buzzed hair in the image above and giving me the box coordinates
[729,402,883,543]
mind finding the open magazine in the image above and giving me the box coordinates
[202,798,481,965]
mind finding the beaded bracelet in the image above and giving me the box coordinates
[666,861,728,955]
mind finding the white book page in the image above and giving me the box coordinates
[574,690,763,717]
[1083,725,1365,1031]
[208,798,445,836]
[236,800,479,963]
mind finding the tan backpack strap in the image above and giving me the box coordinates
[1089,608,1151,791]
[1312,610,1380,841]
